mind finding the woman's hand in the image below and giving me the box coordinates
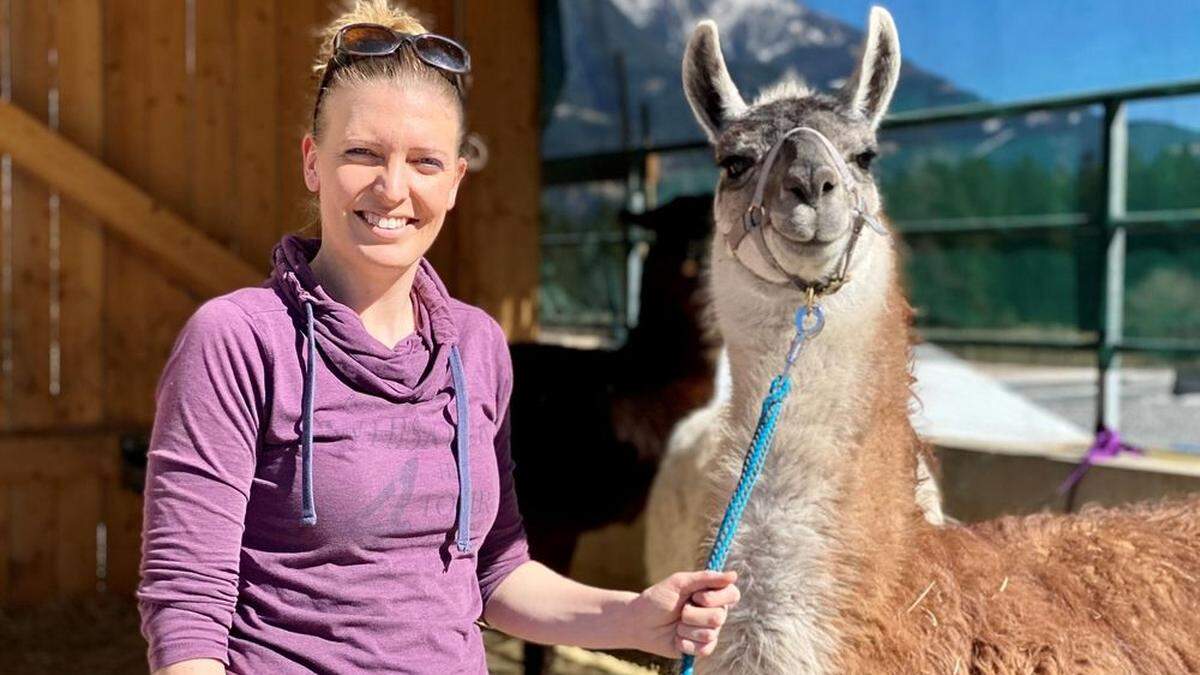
[623,570,741,659]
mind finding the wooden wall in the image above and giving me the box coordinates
[0,0,540,606]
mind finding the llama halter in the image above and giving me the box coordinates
[725,126,889,297]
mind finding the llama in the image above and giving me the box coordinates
[645,8,1200,673]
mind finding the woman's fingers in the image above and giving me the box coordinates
[670,569,738,598]
[691,583,741,608]
[663,571,738,658]
[676,622,719,643]
[681,602,728,629]
[675,635,721,657]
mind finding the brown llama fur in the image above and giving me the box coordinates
[831,276,1200,674]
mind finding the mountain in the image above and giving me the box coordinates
[542,0,978,158]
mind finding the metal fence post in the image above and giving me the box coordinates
[1097,100,1127,432]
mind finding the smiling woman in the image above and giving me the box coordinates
[134,1,740,674]
[303,81,468,344]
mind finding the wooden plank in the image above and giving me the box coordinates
[101,480,142,596]
[8,0,53,429]
[101,0,147,187]
[405,2,457,39]
[99,1,189,589]
[235,0,280,263]
[0,0,9,430]
[54,0,105,425]
[0,483,10,604]
[452,1,541,340]
[101,0,152,430]
[275,0,327,239]
[99,0,201,428]
[0,432,116,603]
[144,0,191,218]
[55,474,101,595]
[192,0,239,249]
[8,479,58,604]
[0,103,260,298]
[0,432,118,481]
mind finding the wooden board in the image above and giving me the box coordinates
[8,0,53,430]
[0,0,9,430]
[100,476,142,596]
[101,0,197,427]
[192,0,240,252]
[453,1,541,340]
[275,0,330,243]
[54,0,105,426]
[0,482,9,605]
[0,433,117,602]
[235,0,280,265]
[0,103,262,297]
[8,480,57,604]
[55,475,102,596]
[100,1,191,593]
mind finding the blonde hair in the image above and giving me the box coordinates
[310,0,464,143]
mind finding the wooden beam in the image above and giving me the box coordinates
[0,101,262,299]
[0,432,119,481]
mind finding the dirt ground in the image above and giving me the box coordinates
[0,508,664,674]
[0,592,663,674]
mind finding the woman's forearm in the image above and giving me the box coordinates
[153,658,226,675]
[483,561,642,651]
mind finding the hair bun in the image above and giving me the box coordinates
[312,0,431,78]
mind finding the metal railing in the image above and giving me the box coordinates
[540,79,1200,431]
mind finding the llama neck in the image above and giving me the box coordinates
[705,234,923,673]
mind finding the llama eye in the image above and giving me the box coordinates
[719,155,754,180]
[853,149,877,170]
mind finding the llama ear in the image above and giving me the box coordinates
[841,7,901,129]
[683,20,746,143]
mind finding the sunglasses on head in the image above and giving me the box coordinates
[313,23,472,127]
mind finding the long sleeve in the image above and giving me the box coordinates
[136,298,268,672]
[476,325,531,607]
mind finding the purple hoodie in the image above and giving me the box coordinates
[137,234,530,673]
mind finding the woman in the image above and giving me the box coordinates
[136,1,738,673]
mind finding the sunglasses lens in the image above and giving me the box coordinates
[341,25,400,55]
[412,35,470,73]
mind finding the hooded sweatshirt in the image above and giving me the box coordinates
[137,234,530,674]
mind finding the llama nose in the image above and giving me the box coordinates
[785,164,840,206]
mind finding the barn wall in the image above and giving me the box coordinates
[0,0,539,606]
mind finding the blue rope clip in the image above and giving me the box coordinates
[785,304,824,372]
[679,303,824,674]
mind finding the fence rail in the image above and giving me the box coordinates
[541,78,1200,431]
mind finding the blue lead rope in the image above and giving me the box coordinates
[679,304,825,675]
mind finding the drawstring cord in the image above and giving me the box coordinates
[448,347,472,553]
[301,300,318,526]
[296,296,473,553]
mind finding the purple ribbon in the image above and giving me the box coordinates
[1057,426,1142,495]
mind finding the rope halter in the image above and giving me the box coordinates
[724,126,889,298]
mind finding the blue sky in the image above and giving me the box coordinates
[803,0,1200,126]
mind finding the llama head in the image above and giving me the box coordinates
[683,7,901,316]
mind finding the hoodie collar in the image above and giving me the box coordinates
[269,234,459,403]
